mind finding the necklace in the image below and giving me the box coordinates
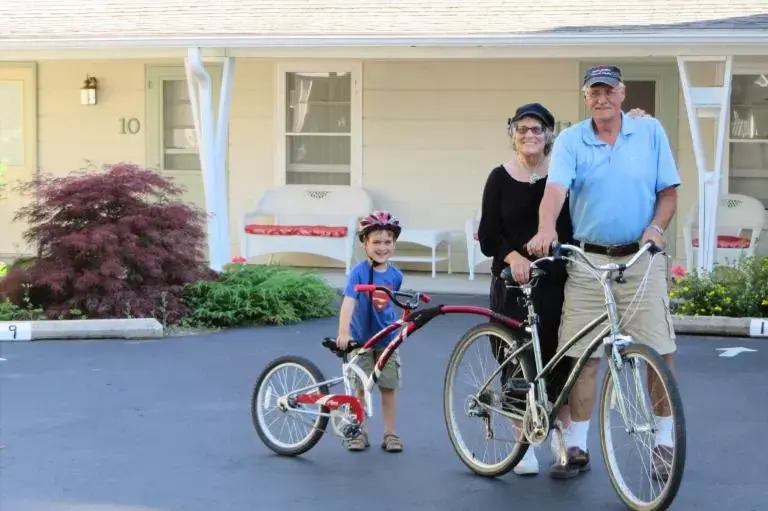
[517,157,545,185]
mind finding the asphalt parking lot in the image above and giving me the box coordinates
[1,294,766,511]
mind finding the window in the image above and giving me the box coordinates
[277,64,361,186]
[729,74,768,208]
[162,79,200,172]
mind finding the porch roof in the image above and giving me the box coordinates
[1,0,768,51]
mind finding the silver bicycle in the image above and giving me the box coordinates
[443,241,686,511]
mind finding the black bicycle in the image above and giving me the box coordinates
[442,241,686,511]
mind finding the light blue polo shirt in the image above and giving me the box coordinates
[547,112,681,246]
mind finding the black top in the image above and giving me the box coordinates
[477,164,575,278]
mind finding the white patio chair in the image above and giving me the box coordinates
[683,192,766,272]
[464,208,491,280]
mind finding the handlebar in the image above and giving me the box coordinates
[536,241,661,273]
[353,284,431,310]
[500,241,662,286]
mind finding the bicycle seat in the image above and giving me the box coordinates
[322,337,361,358]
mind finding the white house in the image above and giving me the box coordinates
[1,1,767,281]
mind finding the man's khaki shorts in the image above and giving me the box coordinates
[350,348,401,391]
[558,250,676,359]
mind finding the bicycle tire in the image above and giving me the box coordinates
[443,322,537,477]
[251,355,331,457]
[598,343,686,511]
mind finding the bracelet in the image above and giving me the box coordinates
[648,224,665,236]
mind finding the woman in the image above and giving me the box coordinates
[477,102,574,477]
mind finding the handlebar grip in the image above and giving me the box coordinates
[354,284,377,293]
[420,292,431,304]
[647,241,662,255]
[550,241,562,258]
[500,266,513,282]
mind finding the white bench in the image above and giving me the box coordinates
[239,186,373,274]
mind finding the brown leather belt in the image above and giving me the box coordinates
[578,241,639,258]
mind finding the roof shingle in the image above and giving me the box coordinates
[2,0,767,43]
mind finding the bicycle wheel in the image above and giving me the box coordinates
[599,343,686,510]
[443,322,537,477]
[251,355,330,457]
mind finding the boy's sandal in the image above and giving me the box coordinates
[381,434,403,452]
[346,430,369,451]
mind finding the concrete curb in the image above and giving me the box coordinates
[672,315,768,338]
[1,318,164,341]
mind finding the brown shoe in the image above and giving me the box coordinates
[381,434,403,453]
[652,445,673,482]
[550,447,591,480]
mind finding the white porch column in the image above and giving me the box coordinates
[184,47,236,272]
[676,55,733,274]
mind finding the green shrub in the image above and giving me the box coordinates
[181,263,338,328]
[0,261,7,279]
[670,256,768,317]
[0,286,46,321]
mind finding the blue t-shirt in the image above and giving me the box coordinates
[343,260,404,348]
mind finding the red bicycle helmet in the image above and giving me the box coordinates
[357,210,402,242]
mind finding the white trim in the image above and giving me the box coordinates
[3,30,768,51]
[2,44,768,62]
[274,60,363,187]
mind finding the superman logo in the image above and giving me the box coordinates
[371,288,391,312]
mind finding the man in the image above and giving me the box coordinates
[526,65,680,480]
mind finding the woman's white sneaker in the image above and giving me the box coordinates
[513,447,539,475]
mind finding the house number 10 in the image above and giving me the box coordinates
[119,117,141,135]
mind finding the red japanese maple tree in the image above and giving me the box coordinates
[1,163,216,322]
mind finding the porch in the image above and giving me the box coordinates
[320,268,491,296]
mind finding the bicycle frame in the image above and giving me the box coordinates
[477,241,660,427]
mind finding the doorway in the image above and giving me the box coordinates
[578,62,681,265]
[0,63,37,260]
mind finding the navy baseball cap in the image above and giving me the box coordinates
[509,102,555,130]
[583,65,623,87]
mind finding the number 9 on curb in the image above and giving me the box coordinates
[0,322,32,341]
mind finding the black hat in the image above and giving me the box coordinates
[508,102,555,130]
[583,65,623,88]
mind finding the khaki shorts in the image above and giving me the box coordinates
[558,250,676,359]
[350,348,402,391]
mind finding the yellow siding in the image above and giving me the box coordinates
[37,60,147,173]
[3,57,752,275]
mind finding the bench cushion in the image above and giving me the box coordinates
[244,224,349,238]
[691,235,751,249]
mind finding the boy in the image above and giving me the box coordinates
[336,210,404,453]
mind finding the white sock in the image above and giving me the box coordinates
[655,415,674,447]
[568,419,590,451]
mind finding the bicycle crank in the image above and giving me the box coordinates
[522,403,550,445]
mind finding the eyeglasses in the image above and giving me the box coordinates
[514,125,544,135]
[585,87,621,100]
